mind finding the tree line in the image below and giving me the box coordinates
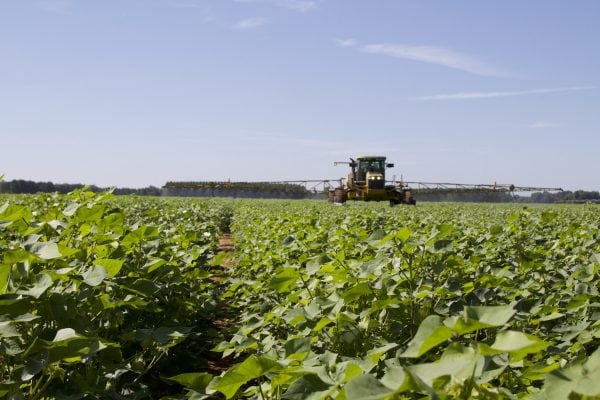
[0,179,161,196]
[416,189,600,203]
[163,181,308,193]
[528,190,600,203]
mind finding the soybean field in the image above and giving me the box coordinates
[1,191,600,399]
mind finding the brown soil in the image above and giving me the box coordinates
[217,234,238,269]
[205,354,240,373]
[218,234,235,252]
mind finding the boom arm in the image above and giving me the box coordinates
[395,181,563,193]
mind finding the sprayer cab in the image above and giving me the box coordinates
[354,156,394,190]
[332,156,404,203]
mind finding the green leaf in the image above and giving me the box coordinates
[489,331,550,361]
[53,328,80,341]
[282,374,331,400]
[82,265,108,286]
[305,255,331,276]
[17,273,53,298]
[522,362,560,381]
[285,337,311,359]
[282,235,295,245]
[489,225,503,235]
[0,264,10,294]
[98,212,125,234]
[270,267,301,293]
[380,366,412,393]
[62,202,80,217]
[435,223,454,238]
[145,258,167,272]
[0,321,19,338]
[313,317,333,332]
[3,248,33,264]
[464,304,516,326]
[121,225,158,249]
[169,372,213,392]
[57,244,80,258]
[533,347,600,399]
[342,283,372,304]
[395,227,411,242]
[541,211,557,223]
[30,242,62,260]
[344,374,393,400]
[406,344,479,391]
[401,316,453,358]
[367,229,386,242]
[211,355,281,399]
[344,363,363,382]
[366,343,399,364]
[153,326,192,347]
[0,297,32,317]
[0,313,41,338]
[74,204,104,223]
[21,355,47,381]
[93,258,124,277]
[446,303,516,335]
[407,362,458,393]
[9,313,40,323]
[0,204,32,223]
[25,328,116,363]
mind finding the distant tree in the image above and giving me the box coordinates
[0,180,161,196]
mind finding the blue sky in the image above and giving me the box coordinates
[1,0,598,190]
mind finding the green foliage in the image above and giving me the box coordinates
[1,192,600,399]
[0,190,225,398]
[212,200,600,399]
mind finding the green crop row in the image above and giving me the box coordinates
[0,191,227,398]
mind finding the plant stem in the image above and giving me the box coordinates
[299,275,314,300]
[258,376,267,399]
[133,350,166,384]
[31,372,55,400]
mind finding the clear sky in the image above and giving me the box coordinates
[1,0,598,190]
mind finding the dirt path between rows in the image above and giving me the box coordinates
[203,233,239,374]
[217,233,238,269]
